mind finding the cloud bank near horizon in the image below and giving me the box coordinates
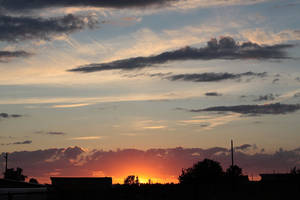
[1,145,299,182]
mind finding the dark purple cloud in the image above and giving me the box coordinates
[69,37,294,73]
[166,72,266,82]
[0,0,177,12]
[0,14,98,42]
[190,103,300,115]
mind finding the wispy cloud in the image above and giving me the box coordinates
[69,37,293,73]
[178,113,242,130]
[70,136,102,140]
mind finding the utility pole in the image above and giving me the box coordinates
[231,140,234,167]
[4,152,8,173]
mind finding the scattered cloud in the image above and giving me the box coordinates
[0,14,98,42]
[0,113,22,119]
[272,78,280,84]
[294,93,300,98]
[254,94,277,102]
[205,92,222,96]
[235,144,252,151]
[166,72,266,83]
[69,37,294,73]
[190,103,300,115]
[0,50,32,62]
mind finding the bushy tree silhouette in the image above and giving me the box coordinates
[179,159,224,184]
[4,168,27,181]
[226,165,243,177]
[124,175,139,185]
[29,178,39,184]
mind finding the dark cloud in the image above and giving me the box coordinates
[35,131,67,136]
[205,92,222,96]
[0,112,22,119]
[235,144,252,151]
[0,0,176,12]
[0,14,98,42]
[68,37,294,73]
[254,94,276,102]
[1,146,299,183]
[0,50,31,62]
[296,77,300,82]
[190,103,300,115]
[1,140,32,145]
[166,72,266,82]
[294,93,300,98]
[272,78,280,84]
[47,131,66,136]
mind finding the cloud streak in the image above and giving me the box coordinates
[166,71,266,82]
[1,140,32,145]
[68,37,294,73]
[190,103,300,115]
[0,50,31,62]
[0,0,177,12]
[0,112,22,119]
[0,14,98,42]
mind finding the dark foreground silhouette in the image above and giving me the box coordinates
[1,159,300,200]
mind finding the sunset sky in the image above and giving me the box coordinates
[1,0,300,183]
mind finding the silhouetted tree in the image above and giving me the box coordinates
[226,165,243,177]
[29,178,39,184]
[178,159,224,184]
[4,168,27,181]
[124,175,139,185]
[290,167,300,175]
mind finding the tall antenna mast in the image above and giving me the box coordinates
[231,140,234,167]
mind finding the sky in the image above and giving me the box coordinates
[0,0,300,183]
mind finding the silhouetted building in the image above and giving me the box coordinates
[50,177,112,191]
[260,173,300,182]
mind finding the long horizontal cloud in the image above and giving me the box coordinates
[166,71,266,82]
[190,103,300,115]
[0,50,31,62]
[1,145,299,183]
[0,0,176,12]
[0,14,98,42]
[1,140,32,145]
[69,37,294,73]
[0,112,22,118]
